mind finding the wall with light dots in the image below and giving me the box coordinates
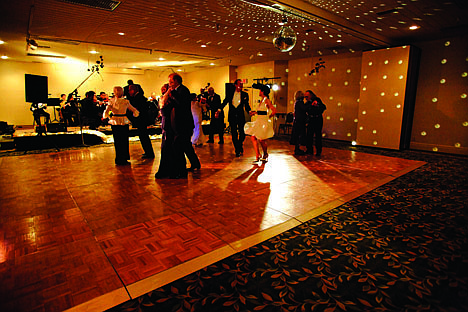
[287,37,468,155]
[288,52,362,143]
[410,36,468,155]
[357,45,418,150]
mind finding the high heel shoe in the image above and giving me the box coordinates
[261,153,269,162]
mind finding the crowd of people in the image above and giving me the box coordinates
[30,73,326,177]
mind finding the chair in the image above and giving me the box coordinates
[278,112,294,135]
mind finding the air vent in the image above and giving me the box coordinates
[57,0,121,11]
[27,53,66,58]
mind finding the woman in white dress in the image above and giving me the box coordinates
[190,93,206,146]
[244,85,277,162]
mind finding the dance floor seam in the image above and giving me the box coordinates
[0,138,425,312]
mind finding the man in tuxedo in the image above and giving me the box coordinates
[222,79,250,157]
[205,87,224,144]
[127,85,155,159]
[124,79,144,98]
[168,73,201,177]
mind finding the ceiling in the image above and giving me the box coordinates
[0,0,467,73]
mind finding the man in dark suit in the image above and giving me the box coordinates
[205,87,224,144]
[168,73,201,177]
[124,79,144,98]
[305,90,327,157]
[127,85,155,159]
[222,79,251,157]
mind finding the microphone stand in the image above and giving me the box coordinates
[70,71,98,147]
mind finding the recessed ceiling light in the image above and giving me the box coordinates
[159,57,165,61]
[1,55,8,59]
[209,63,215,66]
[0,40,5,44]
[89,50,98,54]
[409,25,419,30]
[201,44,207,48]
[118,32,125,36]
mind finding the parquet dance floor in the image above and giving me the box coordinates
[0,137,424,311]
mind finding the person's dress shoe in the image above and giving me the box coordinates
[187,164,201,171]
[218,141,224,144]
[141,154,155,159]
[235,152,241,157]
[155,172,168,179]
[207,140,214,143]
[294,149,306,155]
[306,150,314,155]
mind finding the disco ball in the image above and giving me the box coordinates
[273,25,297,52]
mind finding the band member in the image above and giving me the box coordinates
[30,102,50,126]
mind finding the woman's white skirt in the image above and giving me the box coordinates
[244,114,274,140]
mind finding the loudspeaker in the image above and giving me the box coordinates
[47,123,67,133]
[25,74,48,103]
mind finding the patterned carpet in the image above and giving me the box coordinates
[104,143,465,311]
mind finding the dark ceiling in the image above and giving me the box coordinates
[0,0,466,72]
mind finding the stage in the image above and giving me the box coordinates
[3,124,163,152]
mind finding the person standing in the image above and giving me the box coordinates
[190,93,206,146]
[290,90,308,155]
[155,83,177,178]
[305,90,326,156]
[222,79,250,157]
[124,79,144,98]
[103,86,139,166]
[244,85,276,162]
[168,73,201,177]
[127,84,155,159]
[205,86,224,144]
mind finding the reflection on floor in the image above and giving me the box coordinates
[0,137,424,311]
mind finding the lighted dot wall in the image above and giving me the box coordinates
[287,53,362,142]
[356,46,414,150]
[411,36,468,155]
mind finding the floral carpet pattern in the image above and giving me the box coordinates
[110,144,468,312]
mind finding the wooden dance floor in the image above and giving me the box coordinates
[0,137,425,311]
